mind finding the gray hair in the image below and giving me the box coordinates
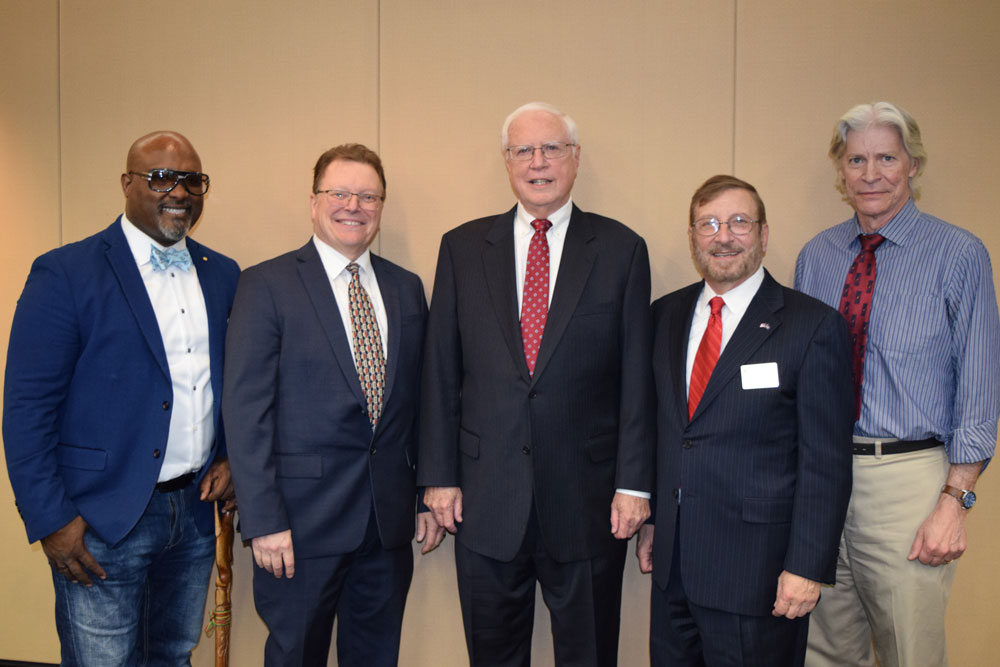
[829,101,927,198]
[501,102,579,149]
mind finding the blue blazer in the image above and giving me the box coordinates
[3,219,239,545]
[650,271,853,616]
[222,241,427,558]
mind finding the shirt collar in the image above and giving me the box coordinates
[311,234,373,278]
[120,214,188,266]
[697,265,765,319]
[847,198,921,249]
[514,199,573,238]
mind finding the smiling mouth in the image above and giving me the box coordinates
[160,205,189,216]
[529,179,552,185]
[336,219,367,227]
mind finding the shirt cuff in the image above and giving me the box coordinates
[615,488,651,499]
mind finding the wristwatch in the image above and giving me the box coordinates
[941,485,977,510]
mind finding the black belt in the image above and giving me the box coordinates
[155,472,196,493]
[851,438,942,456]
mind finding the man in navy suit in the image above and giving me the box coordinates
[223,144,441,666]
[3,131,240,665]
[636,175,853,666]
[419,102,654,666]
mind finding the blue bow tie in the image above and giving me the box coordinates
[150,245,192,272]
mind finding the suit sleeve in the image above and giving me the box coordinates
[222,267,290,540]
[416,234,463,487]
[3,254,83,542]
[613,237,655,492]
[784,306,853,583]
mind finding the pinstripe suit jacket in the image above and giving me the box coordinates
[650,270,853,616]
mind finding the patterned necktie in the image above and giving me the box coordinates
[521,218,552,376]
[839,233,886,420]
[346,263,385,429]
[150,245,192,272]
[688,296,725,419]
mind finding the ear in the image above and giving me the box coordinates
[759,223,770,254]
[121,172,131,195]
[908,157,920,178]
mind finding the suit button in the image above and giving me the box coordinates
[370,445,377,454]
[672,489,679,498]
[153,449,161,459]
[528,391,537,399]
[522,445,530,455]
[162,401,170,410]
[682,440,693,449]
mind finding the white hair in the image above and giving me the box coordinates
[501,102,579,148]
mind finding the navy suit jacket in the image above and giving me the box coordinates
[223,241,427,558]
[418,205,655,563]
[3,218,239,545]
[650,271,853,616]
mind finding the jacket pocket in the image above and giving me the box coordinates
[55,444,107,471]
[275,454,323,478]
[741,497,793,524]
[585,433,617,462]
[458,428,480,459]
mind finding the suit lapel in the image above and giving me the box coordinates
[690,271,784,421]
[102,219,170,381]
[482,208,530,382]
[372,255,401,410]
[295,241,367,409]
[531,206,596,383]
[669,284,701,424]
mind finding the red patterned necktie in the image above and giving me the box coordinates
[688,296,725,419]
[521,218,552,376]
[346,262,385,429]
[839,233,885,420]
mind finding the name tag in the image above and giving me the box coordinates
[741,362,779,389]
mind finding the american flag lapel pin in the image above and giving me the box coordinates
[759,322,771,330]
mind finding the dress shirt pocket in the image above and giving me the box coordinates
[458,428,480,460]
[741,497,793,524]
[55,444,107,471]
[275,454,323,478]
[585,433,617,462]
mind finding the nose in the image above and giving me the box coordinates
[862,160,879,182]
[529,147,548,168]
[342,193,361,211]
[714,222,736,242]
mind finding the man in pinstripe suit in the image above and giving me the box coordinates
[637,175,853,666]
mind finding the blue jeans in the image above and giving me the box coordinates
[52,483,215,667]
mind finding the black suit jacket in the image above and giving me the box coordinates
[418,205,655,563]
[650,271,853,616]
[223,241,427,558]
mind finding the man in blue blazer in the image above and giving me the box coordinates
[3,131,240,665]
[636,175,853,666]
[223,144,441,666]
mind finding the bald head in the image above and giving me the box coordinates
[121,131,206,247]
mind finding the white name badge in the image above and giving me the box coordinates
[741,362,779,390]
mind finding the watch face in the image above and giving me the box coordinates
[962,490,977,510]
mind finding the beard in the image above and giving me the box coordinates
[691,237,764,289]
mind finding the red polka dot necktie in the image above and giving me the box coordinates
[839,233,885,420]
[521,218,552,376]
[688,296,725,419]
[346,262,385,429]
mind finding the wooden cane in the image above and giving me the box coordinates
[205,503,235,667]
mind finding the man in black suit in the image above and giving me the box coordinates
[419,102,655,666]
[223,144,442,666]
[636,175,853,666]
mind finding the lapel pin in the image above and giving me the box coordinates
[759,322,771,330]
[202,256,208,262]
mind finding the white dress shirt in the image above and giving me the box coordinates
[121,215,214,482]
[685,266,765,396]
[312,236,389,362]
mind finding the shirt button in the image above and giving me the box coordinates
[162,401,171,410]
[180,308,186,314]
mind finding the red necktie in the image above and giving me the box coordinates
[688,296,725,419]
[521,218,552,376]
[839,233,885,420]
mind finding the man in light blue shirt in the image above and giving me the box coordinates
[795,101,1000,667]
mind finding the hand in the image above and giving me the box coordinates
[907,494,968,566]
[423,487,463,534]
[772,570,821,618]
[416,511,447,554]
[610,492,650,540]
[41,515,106,586]
[636,523,654,573]
[252,530,295,578]
[199,459,234,504]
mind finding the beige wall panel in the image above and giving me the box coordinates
[58,0,380,269]
[380,1,735,664]
[735,3,1000,665]
[0,0,62,661]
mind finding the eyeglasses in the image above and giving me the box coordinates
[315,189,385,211]
[128,169,210,196]
[691,215,760,237]
[505,142,576,161]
